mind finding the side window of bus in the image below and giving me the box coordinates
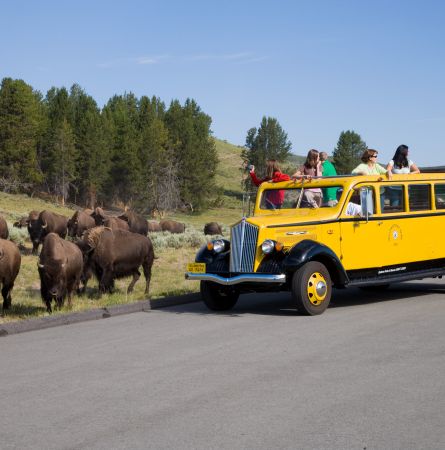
[345,186,374,216]
[408,184,431,211]
[435,184,445,210]
[380,185,404,213]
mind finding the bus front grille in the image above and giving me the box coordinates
[230,221,259,273]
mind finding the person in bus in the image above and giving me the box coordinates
[386,144,420,176]
[352,149,390,176]
[319,151,338,206]
[249,159,290,209]
[291,149,323,207]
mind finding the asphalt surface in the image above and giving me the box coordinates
[1,280,445,449]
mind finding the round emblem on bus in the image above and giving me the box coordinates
[388,225,402,242]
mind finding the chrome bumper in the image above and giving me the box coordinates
[185,273,286,285]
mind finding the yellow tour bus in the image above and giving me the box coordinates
[186,173,445,315]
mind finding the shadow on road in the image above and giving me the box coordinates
[160,280,445,317]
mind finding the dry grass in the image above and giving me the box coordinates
[0,243,200,323]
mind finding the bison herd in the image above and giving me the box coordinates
[1,208,222,314]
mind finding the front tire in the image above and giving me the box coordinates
[200,281,239,311]
[292,261,332,315]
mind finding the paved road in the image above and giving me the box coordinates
[1,280,445,449]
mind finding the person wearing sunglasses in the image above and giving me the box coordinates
[352,149,389,176]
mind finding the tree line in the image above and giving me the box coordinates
[0,77,218,212]
[242,116,367,179]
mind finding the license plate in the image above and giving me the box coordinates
[187,263,206,273]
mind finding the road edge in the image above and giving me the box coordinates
[0,292,201,337]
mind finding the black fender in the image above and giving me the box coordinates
[195,245,230,273]
[284,240,349,287]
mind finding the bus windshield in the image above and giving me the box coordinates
[259,186,343,210]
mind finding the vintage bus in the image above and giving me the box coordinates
[186,173,445,315]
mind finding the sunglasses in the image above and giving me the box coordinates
[369,155,378,158]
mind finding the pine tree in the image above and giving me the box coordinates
[102,93,141,206]
[45,119,77,204]
[332,130,367,174]
[69,84,109,207]
[137,96,174,212]
[243,116,292,187]
[164,99,218,210]
[0,78,43,191]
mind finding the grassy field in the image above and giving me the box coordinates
[0,138,303,323]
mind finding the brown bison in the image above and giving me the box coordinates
[204,222,222,236]
[103,217,130,231]
[38,233,83,313]
[0,215,9,240]
[67,210,96,238]
[147,221,162,232]
[77,227,154,295]
[0,239,21,312]
[13,216,29,228]
[91,207,108,226]
[91,207,129,231]
[15,210,40,254]
[28,210,68,255]
[118,210,148,235]
[160,220,185,234]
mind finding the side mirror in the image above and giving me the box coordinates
[360,188,374,221]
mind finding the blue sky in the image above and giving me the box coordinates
[1,0,445,165]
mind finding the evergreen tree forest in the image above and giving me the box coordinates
[242,116,292,180]
[332,130,367,175]
[0,77,218,212]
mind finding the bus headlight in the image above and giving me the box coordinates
[207,239,228,254]
[261,240,275,254]
[261,239,284,254]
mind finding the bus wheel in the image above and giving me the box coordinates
[292,262,332,315]
[200,281,239,311]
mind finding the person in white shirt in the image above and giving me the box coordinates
[386,145,420,177]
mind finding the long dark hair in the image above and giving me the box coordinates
[392,145,409,169]
[265,159,281,179]
[304,149,319,169]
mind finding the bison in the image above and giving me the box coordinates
[160,220,185,234]
[91,207,108,226]
[16,210,40,254]
[13,216,29,228]
[29,210,68,255]
[204,222,222,236]
[91,207,129,231]
[118,210,148,235]
[103,217,130,231]
[0,215,9,240]
[147,221,162,232]
[78,227,154,295]
[38,233,83,313]
[0,239,21,312]
[67,210,96,238]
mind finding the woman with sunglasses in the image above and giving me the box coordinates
[352,149,389,176]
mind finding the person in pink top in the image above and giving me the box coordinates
[291,149,323,208]
[249,159,290,209]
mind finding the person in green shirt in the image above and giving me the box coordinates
[351,149,389,176]
[320,151,338,206]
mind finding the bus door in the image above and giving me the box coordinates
[339,185,387,270]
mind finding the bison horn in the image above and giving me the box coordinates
[41,219,47,229]
[37,262,44,268]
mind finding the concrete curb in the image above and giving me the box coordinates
[0,292,201,337]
